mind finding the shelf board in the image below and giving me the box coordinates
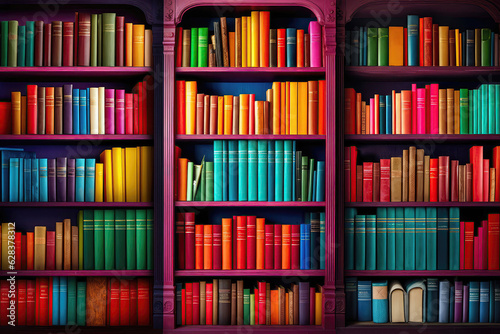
[0,134,153,143]
[172,325,325,333]
[175,67,326,81]
[0,270,153,277]
[345,270,500,277]
[0,66,152,80]
[0,202,153,207]
[176,135,325,141]
[175,270,325,277]
[344,134,500,143]
[344,202,498,208]
[175,201,325,207]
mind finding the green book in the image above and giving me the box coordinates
[376,208,387,270]
[90,14,98,66]
[426,207,437,270]
[82,210,94,270]
[354,214,366,270]
[102,13,116,66]
[205,161,214,201]
[186,161,194,201]
[76,281,86,326]
[481,28,491,66]
[459,88,469,134]
[25,21,34,66]
[136,209,147,270]
[377,27,388,66]
[415,207,426,270]
[78,210,84,270]
[147,209,154,270]
[257,140,268,201]
[449,207,460,270]
[307,158,315,201]
[366,215,376,270]
[243,288,250,325]
[404,207,415,270]
[198,27,208,67]
[190,28,198,67]
[489,84,495,134]
[114,209,126,270]
[469,90,474,135]
[386,207,396,270]
[7,21,17,67]
[126,209,137,270]
[199,162,206,201]
[367,27,378,66]
[301,156,308,202]
[249,293,255,325]
[395,207,404,270]
[345,208,357,270]
[97,14,102,66]
[496,85,500,134]
[104,210,115,270]
[67,277,77,324]
[93,210,104,270]
[1,21,7,66]
[17,25,25,67]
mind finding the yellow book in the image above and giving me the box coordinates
[272,82,281,135]
[124,147,138,202]
[455,29,460,66]
[251,11,259,67]
[125,23,133,66]
[241,17,247,67]
[185,81,197,135]
[297,82,308,135]
[140,146,153,202]
[388,26,404,66]
[111,147,124,202]
[224,95,233,135]
[217,96,224,134]
[34,226,46,271]
[132,24,145,66]
[136,146,142,202]
[1,223,8,270]
[229,32,235,67]
[315,292,322,325]
[439,26,449,66]
[459,32,463,66]
[247,16,252,67]
[100,150,113,202]
[289,82,298,135]
[95,163,104,202]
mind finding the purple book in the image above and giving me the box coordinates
[115,89,125,134]
[56,157,67,202]
[454,281,463,323]
[48,158,57,202]
[67,158,75,202]
[105,89,115,134]
[63,84,73,134]
[299,281,310,325]
[463,285,469,322]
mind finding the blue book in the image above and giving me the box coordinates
[386,207,396,270]
[9,158,20,202]
[222,140,228,201]
[84,159,95,202]
[469,281,480,323]
[346,277,358,321]
[300,223,311,270]
[489,280,495,322]
[439,280,450,323]
[372,281,388,323]
[292,141,296,200]
[404,207,415,270]
[312,171,317,201]
[386,95,392,134]
[376,208,387,270]
[359,27,364,66]
[437,208,449,269]
[480,281,490,323]
[345,208,357,270]
[214,140,223,201]
[283,140,292,201]
[355,214,366,270]
[274,140,284,201]
[86,88,90,133]
[39,158,48,202]
[366,215,376,270]
[53,277,60,325]
[316,161,325,201]
[449,286,455,323]
[286,28,297,67]
[379,95,386,134]
[238,140,248,201]
[79,89,87,134]
[75,158,85,202]
[426,207,437,270]
[415,207,426,270]
[31,158,39,202]
[257,140,267,201]
[407,15,419,66]
[395,207,404,270]
[72,88,80,134]
[494,280,500,322]
[59,277,68,325]
[449,207,460,270]
[228,140,238,201]
[319,212,325,269]
[427,278,439,322]
[247,140,258,201]
[357,280,372,321]
[23,158,31,202]
[267,141,275,201]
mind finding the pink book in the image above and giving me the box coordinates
[430,83,439,134]
[412,84,417,134]
[246,216,256,270]
[115,89,125,134]
[416,88,426,134]
[125,93,134,134]
[474,233,480,269]
[369,98,375,135]
[481,221,488,269]
[105,89,115,134]
[212,224,222,270]
[483,159,490,201]
[374,95,379,134]
[309,287,315,325]
[425,84,431,133]
[460,221,465,270]
[46,231,55,270]
[391,90,396,133]
[249,94,256,135]
[308,21,322,67]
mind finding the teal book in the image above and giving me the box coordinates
[283,140,293,201]
[104,210,115,270]
[366,215,376,270]
[474,89,479,134]
[205,161,214,201]
[307,158,315,201]
[228,140,238,201]
[415,207,427,270]
[213,140,223,201]
[489,84,496,134]
[238,140,248,201]
[114,209,126,270]
[496,85,500,134]
[248,140,258,201]
[267,141,275,201]
[426,207,437,270]
[376,208,387,270]
[186,161,193,201]
[53,277,60,325]
[449,207,460,270]
[372,281,389,323]
[197,27,208,67]
[83,210,94,270]
[9,158,19,202]
[386,207,396,270]
[222,140,228,201]
[316,161,324,200]
[460,88,469,134]
[76,281,86,326]
[275,140,284,201]
[84,159,95,202]
[18,158,23,202]
[404,207,415,270]
[355,214,366,270]
[345,208,357,270]
[59,277,68,325]
[482,85,487,134]
[437,207,449,270]
[190,28,198,67]
[136,209,147,270]
[17,25,25,67]
[367,27,378,66]
[395,207,405,270]
[25,21,34,66]
[75,159,85,202]
[320,212,326,270]
[93,210,104,270]
[292,141,296,200]
[23,159,31,202]
[147,209,154,270]
[39,158,48,202]
[67,277,77,325]
[243,288,250,325]
[257,140,268,201]
[126,209,137,269]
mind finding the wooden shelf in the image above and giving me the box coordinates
[0,270,153,277]
[176,135,325,141]
[175,270,325,277]
[345,270,500,277]
[0,202,153,207]
[175,201,325,207]
[0,66,152,80]
[344,134,500,143]
[175,67,326,81]
[344,202,499,208]
[0,135,153,143]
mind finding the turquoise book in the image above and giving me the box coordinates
[126,209,137,270]
[104,210,115,270]
[53,277,60,325]
[248,140,258,201]
[59,277,68,325]
[17,25,25,67]
[228,140,238,201]
[31,158,39,202]
[345,208,357,270]
[437,208,449,270]
[79,89,87,134]
[39,158,48,202]
[372,281,388,323]
[469,90,474,134]
[482,85,487,133]
[283,140,293,201]
[93,210,104,270]
[473,89,478,134]
[415,207,426,270]
[136,209,147,270]
[213,140,223,201]
[366,215,376,270]
[449,207,460,270]
[25,21,34,66]
[316,161,325,201]
[386,207,396,270]
[496,85,500,134]
[267,141,275,201]
[407,15,419,66]
[222,140,228,201]
[404,207,415,270]
[75,158,85,202]
[489,85,496,134]
[395,207,405,270]
[18,158,23,202]
[257,140,268,201]
[320,212,326,270]
[9,158,19,202]
[238,140,248,201]
[355,214,366,270]
[23,159,31,202]
[274,140,284,201]
[67,277,77,324]
[84,159,95,202]
[76,281,86,326]
[147,209,154,270]
[426,207,437,270]
[72,89,80,134]
[243,289,250,325]
[86,88,90,132]
[376,208,387,270]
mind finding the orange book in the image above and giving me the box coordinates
[297,82,308,135]
[222,218,232,270]
[459,32,463,66]
[241,17,247,67]
[272,83,281,134]
[280,82,286,134]
[365,103,370,134]
[271,290,279,325]
[224,95,233,135]
[21,96,27,134]
[11,91,21,134]
[229,32,235,67]
[282,225,291,269]
[45,87,55,134]
[256,218,265,269]
[255,101,264,134]
[296,29,304,67]
[355,92,362,134]
[195,224,204,270]
[132,24,145,67]
[125,23,133,66]
[285,292,289,325]
[401,90,412,134]
[388,26,404,66]
[185,81,197,134]
[239,94,249,134]
[266,90,272,135]
[307,81,318,135]
[204,224,212,269]
[217,96,224,134]
[27,232,34,270]
[259,11,270,67]
[178,158,188,201]
[318,80,326,135]
[289,82,298,135]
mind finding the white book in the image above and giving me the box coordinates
[98,87,105,134]
[89,87,99,134]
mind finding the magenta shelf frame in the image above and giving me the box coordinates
[0,202,153,207]
[0,135,153,142]
[0,66,152,79]
[175,270,325,276]
[345,270,500,277]
[0,270,153,277]
[175,201,326,207]
[176,134,326,141]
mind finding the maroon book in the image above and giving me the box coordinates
[450,160,459,202]
[43,23,52,66]
[62,22,74,66]
[438,156,450,202]
[51,21,62,66]
[34,21,44,66]
[116,16,125,66]
[212,224,222,270]
[273,224,282,270]
[246,216,256,270]
[176,213,185,269]
[373,162,380,202]
[184,212,195,270]
[344,147,350,202]
[291,224,300,269]
[362,162,373,202]
[45,231,56,270]
[432,23,439,66]
[73,12,79,66]
[264,224,274,270]
[380,159,391,202]
[78,13,91,66]
[309,287,315,325]
[356,165,363,202]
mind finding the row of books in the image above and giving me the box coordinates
[0,79,153,136]
[345,145,500,203]
[177,80,326,136]
[346,15,498,67]
[176,212,325,270]
[0,146,152,203]
[1,14,151,67]
[176,280,321,326]
[176,12,322,68]
[0,277,151,326]
[175,140,325,202]
[345,84,500,135]
[346,278,500,324]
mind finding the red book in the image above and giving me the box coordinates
[35,279,40,325]
[26,280,35,325]
[474,233,481,269]
[356,165,363,202]
[206,283,213,325]
[0,280,8,326]
[176,212,185,269]
[419,18,424,66]
[27,85,37,134]
[176,27,183,68]
[78,13,91,66]
[203,225,213,270]
[184,212,195,270]
[484,159,490,201]
[146,75,154,135]
[411,84,417,134]
[43,23,52,66]
[34,21,44,66]
[274,224,282,270]
[344,88,355,135]
[466,163,473,202]
[403,27,408,66]
[282,225,291,269]
[373,162,380,202]
[185,283,193,325]
[17,280,27,326]
[62,22,74,66]
[291,224,300,269]
[264,224,274,269]
[48,277,52,326]
[464,221,474,269]
[192,282,200,325]
[380,159,391,202]
[119,279,130,325]
[109,278,120,326]
[362,162,373,202]
[212,224,222,270]
[277,29,286,67]
[195,224,204,270]
[0,102,11,134]
[125,93,133,134]
[438,156,450,202]
[423,17,433,66]
[494,147,500,201]
[237,216,247,269]
[309,287,315,325]
[249,94,256,135]
[246,216,256,270]
[430,158,438,202]
[450,160,459,202]
[129,279,138,326]
[137,278,150,326]
[488,214,500,270]
[27,232,34,270]
[21,234,27,269]
[38,277,49,326]
[258,281,266,325]
[470,146,484,202]
[181,288,186,325]
[15,232,21,270]
[45,231,55,270]
[350,146,358,202]
[115,16,125,67]
[460,221,465,270]
[254,287,259,322]
[344,147,351,202]
[432,24,439,66]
